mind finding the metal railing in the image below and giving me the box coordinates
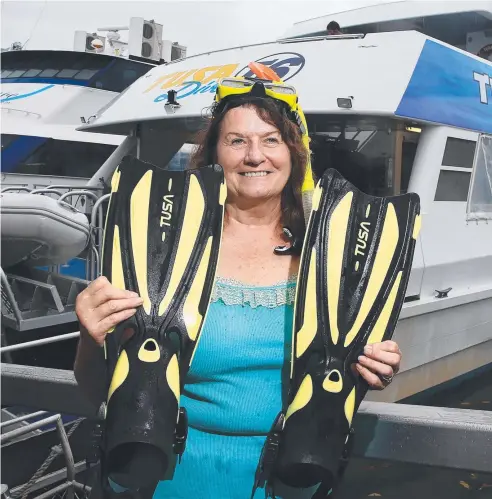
[1,410,87,499]
[3,363,492,474]
[0,332,80,354]
[88,194,111,281]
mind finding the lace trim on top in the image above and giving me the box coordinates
[211,275,297,308]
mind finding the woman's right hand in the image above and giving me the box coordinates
[75,276,143,346]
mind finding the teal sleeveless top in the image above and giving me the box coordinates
[153,277,318,499]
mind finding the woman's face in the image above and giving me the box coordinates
[216,105,292,203]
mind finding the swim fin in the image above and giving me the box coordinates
[100,156,225,490]
[255,168,420,497]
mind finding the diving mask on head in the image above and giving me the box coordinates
[214,63,314,252]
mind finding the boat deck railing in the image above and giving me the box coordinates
[2,362,492,498]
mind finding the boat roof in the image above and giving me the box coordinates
[283,1,492,38]
[78,30,492,136]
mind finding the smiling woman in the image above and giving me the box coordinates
[74,74,403,499]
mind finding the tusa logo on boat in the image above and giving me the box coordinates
[145,52,305,103]
[473,71,492,105]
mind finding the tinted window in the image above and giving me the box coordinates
[1,50,152,92]
[23,69,42,77]
[39,69,59,77]
[309,117,398,196]
[90,58,151,92]
[1,134,18,150]
[434,170,471,201]
[8,138,116,178]
[442,137,476,168]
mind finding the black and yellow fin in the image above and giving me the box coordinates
[270,168,421,494]
[101,156,225,490]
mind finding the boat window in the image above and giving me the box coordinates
[308,117,416,196]
[38,69,59,78]
[442,138,476,168]
[3,137,117,178]
[23,69,43,77]
[74,69,99,80]
[344,12,492,54]
[434,137,476,202]
[57,69,80,79]
[434,171,472,201]
[89,59,151,93]
[1,51,152,93]
[1,134,19,150]
[166,144,195,171]
[467,134,492,221]
[8,70,26,78]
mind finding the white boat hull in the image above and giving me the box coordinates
[368,291,492,402]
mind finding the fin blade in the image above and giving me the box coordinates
[158,174,205,317]
[327,191,353,346]
[344,202,400,348]
[130,169,153,315]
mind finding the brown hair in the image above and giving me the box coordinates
[189,95,309,240]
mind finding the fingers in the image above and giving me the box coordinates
[96,308,139,338]
[91,278,139,308]
[356,363,385,390]
[356,340,402,390]
[362,341,401,373]
[357,355,394,379]
[97,297,144,322]
[75,276,142,346]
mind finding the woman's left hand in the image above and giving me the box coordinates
[356,340,401,390]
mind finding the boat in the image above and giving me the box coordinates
[78,1,492,402]
[1,2,492,496]
[0,192,90,269]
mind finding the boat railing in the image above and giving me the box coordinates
[1,409,88,499]
[0,187,32,194]
[88,193,111,281]
[2,362,492,498]
[30,188,65,198]
[278,32,365,43]
[1,108,42,120]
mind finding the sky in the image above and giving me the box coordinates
[0,0,399,56]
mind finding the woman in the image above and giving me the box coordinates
[74,91,402,499]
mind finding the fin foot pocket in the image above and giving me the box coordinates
[259,168,420,496]
[101,156,225,489]
[108,444,167,489]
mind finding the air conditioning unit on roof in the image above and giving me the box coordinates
[171,42,187,60]
[128,17,163,62]
[162,40,187,63]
